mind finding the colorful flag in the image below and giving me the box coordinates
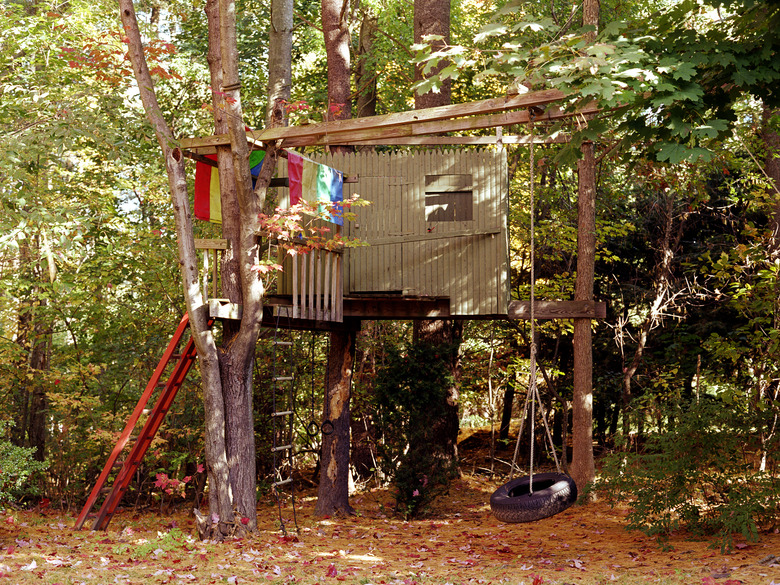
[194,150,265,224]
[287,152,344,225]
[194,149,343,225]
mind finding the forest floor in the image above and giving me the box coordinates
[0,429,778,585]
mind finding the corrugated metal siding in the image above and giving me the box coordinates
[276,149,508,316]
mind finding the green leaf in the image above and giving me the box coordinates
[655,142,713,163]
[474,23,509,43]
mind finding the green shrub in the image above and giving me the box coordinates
[0,422,49,504]
[374,342,459,518]
[599,399,779,551]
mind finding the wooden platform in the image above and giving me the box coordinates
[262,295,605,323]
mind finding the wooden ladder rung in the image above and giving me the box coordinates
[271,444,293,453]
[272,410,293,417]
[273,376,293,382]
[272,478,293,487]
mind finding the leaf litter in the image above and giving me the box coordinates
[0,427,777,584]
[0,473,778,585]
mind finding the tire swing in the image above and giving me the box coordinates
[490,113,577,523]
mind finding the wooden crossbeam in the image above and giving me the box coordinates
[181,89,578,151]
[340,134,571,146]
[507,300,607,320]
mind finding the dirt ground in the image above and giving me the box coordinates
[0,430,778,585]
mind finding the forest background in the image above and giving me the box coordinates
[0,0,779,550]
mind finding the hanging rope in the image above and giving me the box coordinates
[507,111,565,491]
[528,112,537,494]
[306,333,320,437]
[321,333,334,436]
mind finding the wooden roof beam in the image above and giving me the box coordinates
[181,89,574,152]
[182,100,597,151]
[334,134,571,146]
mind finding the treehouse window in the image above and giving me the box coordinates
[425,174,473,222]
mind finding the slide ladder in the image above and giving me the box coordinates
[74,313,211,531]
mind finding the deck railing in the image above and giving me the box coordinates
[288,248,343,322]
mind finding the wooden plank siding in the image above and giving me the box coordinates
[272,149,509,317]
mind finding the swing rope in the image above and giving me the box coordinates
[306,333,320,438]
[508,111,563,491]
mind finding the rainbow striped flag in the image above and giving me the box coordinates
[193,150,344,225]
[194,151,265,224]
[287,152,344,226]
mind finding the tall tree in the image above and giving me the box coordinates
[410,0,460,476]
[413,0,451,109]
[569,0,599,495]
[119,0,281,537]
[315,0,356,517]
[266,0,293,127]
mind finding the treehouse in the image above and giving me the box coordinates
[183,90,606,328]
[270,148,510,321]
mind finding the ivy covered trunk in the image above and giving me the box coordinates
[413,319,462,468]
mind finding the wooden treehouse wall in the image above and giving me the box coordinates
[274,149,509,317]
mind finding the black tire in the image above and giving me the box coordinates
[490,473,577,523]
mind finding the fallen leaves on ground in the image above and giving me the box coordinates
[0,473,778,585]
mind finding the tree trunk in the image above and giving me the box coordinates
[315,329,357,516]
[413,319,462,467]
[570,139,597,496]
[321,0,351,124]
[355,12,378,119]
[569,0,599,501]
[13,233,55,461]
[313,0,355,516]
[28,315,50,462]
[120,0,238,537]
[266,0,292,127]
[761,103,780,471]
[498,382,515,446]
[411,0,458,470]
[413,0,451,109]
